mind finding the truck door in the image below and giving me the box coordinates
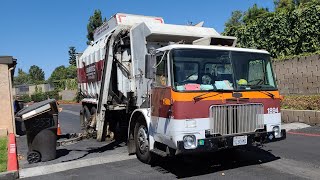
[150,53,171,142]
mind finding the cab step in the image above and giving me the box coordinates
[150,148,167,157]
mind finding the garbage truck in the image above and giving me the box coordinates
[76,13,286,164]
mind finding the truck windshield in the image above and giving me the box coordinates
[171,49,277,91]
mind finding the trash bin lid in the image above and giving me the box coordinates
[16,99,58,120]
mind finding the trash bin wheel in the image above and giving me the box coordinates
[27,151,41,164]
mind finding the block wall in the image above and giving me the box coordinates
[273,54,320,95]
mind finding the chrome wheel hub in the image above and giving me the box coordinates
[137,126,149,154]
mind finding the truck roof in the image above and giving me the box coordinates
[93,13,164,41]
[157,44,270,54]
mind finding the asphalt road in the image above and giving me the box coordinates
[19,104,320,180]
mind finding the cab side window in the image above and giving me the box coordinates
[155,54,168,86]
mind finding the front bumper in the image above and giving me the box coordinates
[176,129,286,154]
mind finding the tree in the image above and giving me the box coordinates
[274,0,320,11]
[49,65,67,82]
[224,10,243,28]
[68,46,77,66]
[29,65,45,84]
[223,11,243,36]
[274,0,318,10]
[274,0,297,11]
[66,65,77,79]
[49,65,77,91]
[297,0,320,7]
[49,65,77,82]
[243,4,269,24]
[14,68,29,85]
[223,2,320,58]
[86,10,104,45]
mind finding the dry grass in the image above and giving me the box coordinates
[281,95,320,110]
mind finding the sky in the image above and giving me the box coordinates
[0,0,274,79]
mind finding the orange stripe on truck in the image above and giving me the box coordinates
[171,90,280,101]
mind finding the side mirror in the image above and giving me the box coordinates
[145,54,156,79]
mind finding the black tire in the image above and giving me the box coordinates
[90,107,97,116]
[134,119,153,164]
[83,106,91,128]
[90,106,97,132]
[27,151,41,164]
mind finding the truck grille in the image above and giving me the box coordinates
[209,104,264,135]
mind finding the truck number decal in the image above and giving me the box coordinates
[267,107,279,114]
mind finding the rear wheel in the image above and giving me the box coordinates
[90,107,97,128]
[82,105,97,138]
[83,106,91,128]
[90,107,97,116]
[134,120,153,164]
[27,151,41,164]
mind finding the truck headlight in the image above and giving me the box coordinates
[273,126,281,138]
[183,135,196,149]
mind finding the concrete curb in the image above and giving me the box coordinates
[7,133,18,177]
[0,171,18,180]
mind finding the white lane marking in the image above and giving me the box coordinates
[19,153,136,178]
[61,109,79,116]
[262,158,320,179]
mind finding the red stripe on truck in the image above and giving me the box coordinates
[154,18,164,24]
[77,59,104,83]
[168,98,280,119]
[118,15,126,23]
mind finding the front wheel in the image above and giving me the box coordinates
[134,120,154,164]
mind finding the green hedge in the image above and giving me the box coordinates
[224,3,320,59]
[281,95,320,110]
[31,90,60,102]
[19,94,32,103]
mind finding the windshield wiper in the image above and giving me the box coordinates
[245,85,275,99]
[193,91,223,102]
[257,90,275,99]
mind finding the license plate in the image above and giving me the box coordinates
[233,135,247,146]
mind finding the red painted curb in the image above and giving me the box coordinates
[7,133,18,171]
[287,131,320,137]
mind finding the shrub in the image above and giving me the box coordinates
[74,91,84,102]
[19,94,31,103]
[31,90,60,102]
[45,90,60,100]
[281,95,320,110]
[224,3,320,59]
[31,93,46,102]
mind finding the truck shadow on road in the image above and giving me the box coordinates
[57,140,126,162]
[151,146,279,179]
